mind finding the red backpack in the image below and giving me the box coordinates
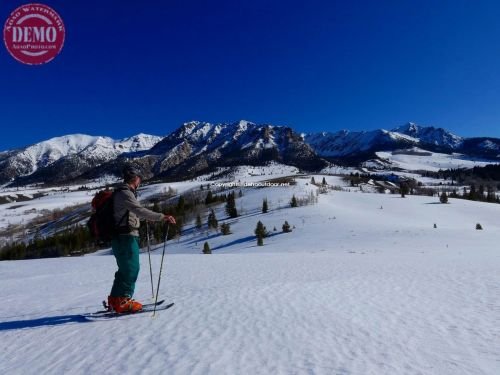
[87,189,118,241]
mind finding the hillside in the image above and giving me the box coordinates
[1,177,499,374]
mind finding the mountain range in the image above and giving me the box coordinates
[2,121,500,186]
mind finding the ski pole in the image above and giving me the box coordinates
[153,223,169,317]
[146,221,154,299]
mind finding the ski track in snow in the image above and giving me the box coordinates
[1,180,500,375]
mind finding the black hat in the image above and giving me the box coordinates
[123,165,142,182]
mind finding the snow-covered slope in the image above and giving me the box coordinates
[1,179,500,374]
[375,147,496,172]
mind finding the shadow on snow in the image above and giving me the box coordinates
[0,314,91,331]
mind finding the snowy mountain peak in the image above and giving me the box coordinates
[0,133,163,184]
[391,123,463,148]
[115,133,163,152]
[16,134,105,170]
[304,123,468,159]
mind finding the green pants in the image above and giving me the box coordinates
[110,235,140,297]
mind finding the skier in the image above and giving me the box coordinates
[107,165,176,313]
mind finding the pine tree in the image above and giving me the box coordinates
[439,192,448,204]
[282,221,291,233]
[221,223,231,235]
[400,182,409,198]
[225,191,238,218]
[468,184,477,200]
[311,176,316,185]
[262,198,268,213]
[322,177,327,185]
[205,191,214,205]
[177,195,185,214]
[203,242,211,254]
[255,220,267,246]
[479,185,485,200]
[207,209,218,230]
[290,195,298,207]
[195,213,202,229]
[238,189,243,198]
[487,186,496,202]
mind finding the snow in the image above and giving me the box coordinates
[479,140,499,151]
[2,133,162,180]
[384,129,420,143]
[305,123,470,158]
[1,176,500,374]
[376,149,498,172]
[0,187,97,231]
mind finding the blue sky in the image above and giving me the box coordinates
[1,0,500,150]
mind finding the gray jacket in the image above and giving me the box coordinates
[113,183,164,237]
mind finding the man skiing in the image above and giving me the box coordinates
[107,165,176,313]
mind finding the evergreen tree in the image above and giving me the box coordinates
[170,216,183,240]
[195,213,202,229]
[203,241,211,254]
[238,189,243,198]
[311,176,316,185]
[487,186,496,202]
[220,222,231,235]
[439,192,448,204]
[400,182,409,198]
[225,191,238,218]
[176,195,185,214]
[207,209,218,230]
[322,177,327,185]
[282,221,292,233]
[290,195,298,207]
[468,184,477,200]
[478,185,485,200]
[262,198,268,213]
[254,220,267,238]
[205,191,214,205]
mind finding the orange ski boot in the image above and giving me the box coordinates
[107,296,143,313]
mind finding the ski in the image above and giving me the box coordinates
[101,299,165,312]
[83,300,173,319]
[84,302,174,320]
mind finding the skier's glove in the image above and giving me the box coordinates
[163,215,176,224]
